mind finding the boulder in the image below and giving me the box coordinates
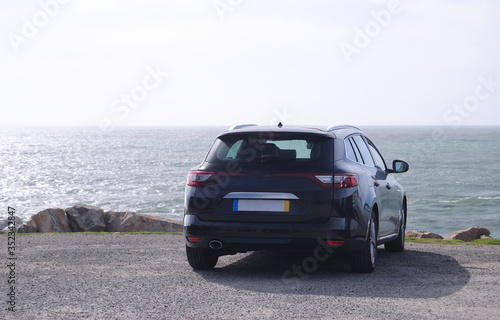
[66,204,106,232]
[480,235,493,239]
[29,208,71,233]
[405,230,443,239]
[0,216,23,234]
[104,211,182,233]
[17,224,37,234]
[444,227,490,242]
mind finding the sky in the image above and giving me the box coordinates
[1,0,499,128]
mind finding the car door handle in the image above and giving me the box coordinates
[371,176,380,187]
[386,183,392,190]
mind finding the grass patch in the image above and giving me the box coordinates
[470,238,500,245]
[407,237,500,245]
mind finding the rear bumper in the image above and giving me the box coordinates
[183,214,367,253]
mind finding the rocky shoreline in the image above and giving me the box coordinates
[1,204,494,242]
[6,204,182,234]
[405,227,492,242]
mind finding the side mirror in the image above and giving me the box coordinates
[390,160,409,173]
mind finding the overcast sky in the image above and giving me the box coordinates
[1,0,499,128]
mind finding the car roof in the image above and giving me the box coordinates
[221,124,363,139]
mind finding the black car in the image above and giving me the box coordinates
[183,124,409,273]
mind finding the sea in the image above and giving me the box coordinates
[1,126,499,238]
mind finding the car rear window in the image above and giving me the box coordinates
[206,132,334,170]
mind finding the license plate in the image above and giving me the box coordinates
[233,199,290,212]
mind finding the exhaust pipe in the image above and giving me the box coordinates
[209,240,223,250]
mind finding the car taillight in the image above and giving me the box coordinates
[333,173,358,189]
[187,171,217,187]
[187,236,200,243]
[187,171,251,187]
[326,240,344,247]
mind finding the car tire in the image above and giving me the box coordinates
[384,207,405,253]
[349,216,376,273]
[186,246,219,270]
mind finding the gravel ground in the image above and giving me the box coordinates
[1,233,499,320]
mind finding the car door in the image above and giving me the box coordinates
[365,137,400,237]
[350,135,392,237]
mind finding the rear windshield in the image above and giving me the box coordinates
[206,132,333,170]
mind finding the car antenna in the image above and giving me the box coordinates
[278,122,283,128]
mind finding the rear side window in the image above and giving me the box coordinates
[351,135,375,167]
[344,138,358,162]
[206,132,333,170]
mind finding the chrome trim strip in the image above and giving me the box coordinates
[377,233,399,241]
[224,192,299,199]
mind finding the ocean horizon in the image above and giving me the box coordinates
[1,125,499,238]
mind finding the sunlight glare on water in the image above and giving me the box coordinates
[1,126,499,238]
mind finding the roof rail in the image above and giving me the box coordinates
[326,125,360,131]
[229,124,258,130]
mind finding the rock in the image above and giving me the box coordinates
[0,216,23,234]
[444,227,490,242]
[29,208,71,233]
[18,205,183,233]
[405,230,443,239]
[66,204,106,232]
[104,211,182,233]
[17,224,37,234]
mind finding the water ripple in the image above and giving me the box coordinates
[2,126,500,238]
